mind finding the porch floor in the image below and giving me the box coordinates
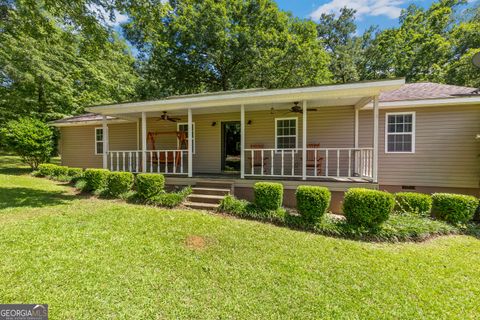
[166,172,373,184]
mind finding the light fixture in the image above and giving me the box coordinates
[247,120,252,125]
[211,121,217,127]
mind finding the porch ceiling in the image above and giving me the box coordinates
[87,79,405,118]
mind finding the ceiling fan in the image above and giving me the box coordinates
[155,111,181,122]
[284,101,317,115]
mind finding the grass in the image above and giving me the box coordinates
[0,155,480,318]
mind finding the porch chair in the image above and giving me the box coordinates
[247,144,269,174]
[305,143,323,176]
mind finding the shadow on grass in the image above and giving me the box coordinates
[0,187,77,210]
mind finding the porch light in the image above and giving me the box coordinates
[211,121,217,127]
[247,120,252,125]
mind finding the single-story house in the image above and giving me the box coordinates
[51,79,480,212]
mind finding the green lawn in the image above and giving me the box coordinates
[0,156,479,319]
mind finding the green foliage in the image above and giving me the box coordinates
[123,0,330,98]
[67,167,83,179]
[218,195,249,216]
[296,186,331,225]
[0,1,139,125]
[149,187,192,208]
[83,169,109,192]
[394,192,432,216]
[136,173,165,200]
[105,172,134,197]
[37,164,58,177]
[74,179,88,192]
[254,182,283,211]
[432,193,478,224]
[314,213,457,242]
[0,118,53,169]
[52,166,69,177]
[343,188,395,228]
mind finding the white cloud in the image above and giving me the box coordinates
[309,0,405,20]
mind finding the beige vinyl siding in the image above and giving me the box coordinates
[59,104,480,190]
[60,123,138,168]
[359,105,480,188]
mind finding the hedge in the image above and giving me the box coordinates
[432,193,478,224]
[67,167,83,179]
[37,163,58,177]
[254,182,283,211]
[343,188,395,228]
[136,173,165,200]
[394,192,432,216]
[83,168,110,191]
[52,165,69,177]
[106,171,134,197]
[296,186,331,225]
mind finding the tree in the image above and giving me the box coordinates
[0,118,54,169]
[0,0,139,124]
[359,0,479,86]
[316,7,367,83]
[121,0,331,98]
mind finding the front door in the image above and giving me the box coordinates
[221,121,241,172]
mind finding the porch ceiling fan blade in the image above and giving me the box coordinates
[307,108,318,112]
[167,118,177,122]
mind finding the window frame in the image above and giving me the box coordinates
[177,122,196,154]
[275,117,298,153]
[385,112,416,154]
[95,127,104,155]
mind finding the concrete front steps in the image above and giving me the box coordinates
[184,181,232,210]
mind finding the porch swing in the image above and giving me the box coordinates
[147,130,188,169]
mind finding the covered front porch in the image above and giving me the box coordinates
[90,80,404,183]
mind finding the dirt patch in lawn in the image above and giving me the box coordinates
[185,235,209,250]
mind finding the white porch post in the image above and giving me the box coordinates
[187,108,193,177]
[354,108,359,148]
[240,104,245,179]
[302,100,307,180]
[102,115,109,169]
[141,112,147,173]
[372,96,379,183]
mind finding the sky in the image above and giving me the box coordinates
[275,0,436,33]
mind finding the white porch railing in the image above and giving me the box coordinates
[243,147,374,180]
[108,150,188,174]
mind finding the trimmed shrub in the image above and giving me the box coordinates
[254,182,283,211]
[343,188,395,228]
[106,172,134,197]
[432,193,478,224]
[52,165,69,177]
[67,167,83,179]
[136,173,165,200]
[37,163,58,177]
[296,186,331,225]
[83,168,110,192]
[219,195,249,216]
[394,192,432,216]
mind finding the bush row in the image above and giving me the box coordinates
[35,164,190,207]
[220,181,479,228]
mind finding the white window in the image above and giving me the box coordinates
[275,117,297,150]
[95,128,104,155]
[385,112,415,153]
[177,123,195,154]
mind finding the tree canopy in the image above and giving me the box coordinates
[121,0,331,99]
[0,0,478,127]
[0,0,139,123]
